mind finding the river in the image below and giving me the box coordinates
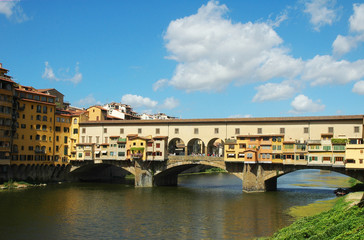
[0,169,349,240]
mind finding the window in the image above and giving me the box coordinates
[138,128,142,134]
[280,128,285,134]
[56,146,59,152]
[239,144,245,149]
[304,127,309,134]
[29,146,33,151]
[36,135,40,140]
[105,137,108,143]
[36,124,41,130]
[96,136,99,144]
[43,106,47,113]
[156,143,161,148]
[235,128,240,134]
[36,105,41,113]
[42,135,46,141]
[43,116,48,121]
[36,115,41,120]
[257,128,262,134]
[272,145,276,150]
[56,136,59,141]
[64,127,69,133]
[78,153,82,158]
[21,124,26,129]
[64,136,68,144]
[74,118,77,124]
[120,128,124,134]
[277,145,281,150]
[175,128,179,134]
[55,126,61,132]
[194,128,199,134]
[214,128,219,134]
[354,126,359,133]
[118,152,125,157]
[73,129,78,134]
[81,136,85,143]
[49,137,52,142]
[88,136,92,143]
[156,128,160,134]
[323,146,331,151]
[328,127,334,133]
[82,128,86,134]
[104,128,107,133]
[42,125,46,131]
[229,145,235,150]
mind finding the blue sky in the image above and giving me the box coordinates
[1,0,364,119]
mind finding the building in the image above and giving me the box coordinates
[12,85,57,164]
[103,102,140,120]
[0,63,16,167]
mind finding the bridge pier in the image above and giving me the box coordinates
[242,163,277,192]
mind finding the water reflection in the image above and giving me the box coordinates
[0,170,349,240]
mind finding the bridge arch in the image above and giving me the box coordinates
[153,160,243,186]
[168,138,186,156]
[207,138,224,157]
[187,138,205,156]
[69,163,135,182]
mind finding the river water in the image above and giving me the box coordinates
[0,170,349,240]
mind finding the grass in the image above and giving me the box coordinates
[268,194,364,239]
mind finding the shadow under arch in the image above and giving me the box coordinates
[264,167,364,190]
[69,163,135,182]
[168,138,185,156]
[187,138,205,155]
[154,161,243,186]
[207,138,224,157]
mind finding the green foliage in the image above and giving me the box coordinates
[270,197,364,239]
[331,138,348,144]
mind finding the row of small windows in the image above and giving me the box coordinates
[18,92,55,103]
[0,82,13,91]
[80,126,361,136]
[0,94,12,103]
[11,155,64,161]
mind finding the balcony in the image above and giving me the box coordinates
[307,140,321,145]
[131,153,143,159]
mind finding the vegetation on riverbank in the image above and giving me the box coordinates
[0,180,33,190]
[267,193,364,239]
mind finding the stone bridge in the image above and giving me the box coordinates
[70,156,364,192]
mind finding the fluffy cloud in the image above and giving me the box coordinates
[290,94,325,114]
[0,0,29,23]
[252,82,296,102]
[349,3,364,33]
[121,94,158,108]
[163,1,301,92]
[228,114,252,118]
[303,0,338,31]
[302,55,364,85]
[333,3,364,56]
[121,94,179,113]
[75,94,101,108]
[352,81,364,95]
[42,62,82,84]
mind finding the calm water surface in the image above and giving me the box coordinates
[0,170,348,240]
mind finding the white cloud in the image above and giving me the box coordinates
[161,97,179,110]
[332,4,364,56]
[349,3,364,33]
[0,0,29,23]
[162,0,303,92]
[302,55,364,86]
[121,94,158,108]
[290,94,325,114]
[352,80,364,95]
[42,61,82,84]
[303,0,338,31]
[252,82,296,102]
[153,79,168,91]
[75,94,101,108]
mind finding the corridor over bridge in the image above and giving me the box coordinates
[73,115,364,191]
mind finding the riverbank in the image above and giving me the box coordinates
[266,192,364,239]
[0,180,46,190]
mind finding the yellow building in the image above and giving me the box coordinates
[0,63,16,167]
[69,110,88,161]
[87,106,107,121]
[345,144,364,169]
[54,111,72,164]
[126,135,150,161]
[12,85,56,165]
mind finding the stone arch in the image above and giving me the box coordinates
[207,138,224,157]
[168,138,185,156]
[68,163,135,182]
[153,160,242,186]
[187,138,205,156]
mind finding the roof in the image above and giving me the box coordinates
[79,115,364,126]
[88,105,107,111]
[153,136,168,140]
[237,134,284,138]
[37,88,64,96]
[16,87,57,98]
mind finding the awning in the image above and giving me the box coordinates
[101,151,107,154]
[238,154,245,157]
[95,151,100,154]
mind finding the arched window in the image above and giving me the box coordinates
[42,125,47,131]
[36,115,41,120]
[36,124,41,130]
[36,135,40,140]
[74,118,77,124]
[42,135,47,141]
[43,116,47,121]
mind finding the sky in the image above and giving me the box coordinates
[1,0,364,119]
